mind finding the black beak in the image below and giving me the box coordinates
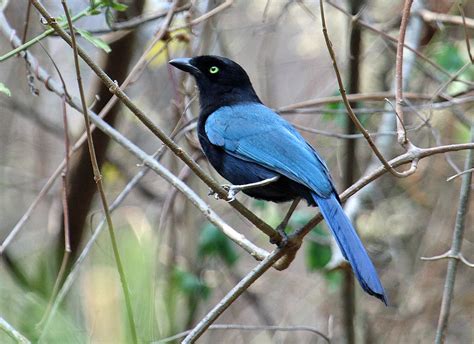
[169,57,201,75]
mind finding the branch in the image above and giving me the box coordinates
[155,324,330,343]
[458,4,473,63]
[0,316,31,344]
[277,91,433,113]
[433,125,474,344]
[421,251,474,268]
[417,8,474,30]
[181,249,286,343]
[395,0,414,146]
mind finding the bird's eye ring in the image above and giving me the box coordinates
[209,66,219,74]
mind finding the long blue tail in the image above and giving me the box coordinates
[313,193,388,304]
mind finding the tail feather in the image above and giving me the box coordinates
[313,193,388,305]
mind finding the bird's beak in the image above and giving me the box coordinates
[169,58,201,75]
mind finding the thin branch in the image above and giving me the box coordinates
[182,249,287,343]
[417,8,474,30]
[61,1,138,342]
[277,91,433,113]
[0,5,91,62]
[0,316,31,344]
[155,324,330,343]
[21,0,33,43]
[458,3,473,63]
[421,251,474,268]
[37,95,72,328]
[319,0,417,178]
[87,3,191,34]
[395,0,414,146]
[447,167,474,181]
[434,125,474,344]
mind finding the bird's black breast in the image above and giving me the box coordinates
[197,112,315,205]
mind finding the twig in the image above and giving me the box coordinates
[0,316,31,344]
[421,251,474,268]
[37,95,72,328]
[61,1,138,342]
[182,249,286,343]
[319,0,417,178]
[21,0,33,43]
[395,0,414,146]
[87,3,191,34]
[0,5,91,62]
[458,3,473,63]
[433,125,474,344]
[417,8,474,30]
[155,324,330,343]
[172,0,234,30]
[277,91,433,113]
[447,167,474,181]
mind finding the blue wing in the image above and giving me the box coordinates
[205,103,334,197]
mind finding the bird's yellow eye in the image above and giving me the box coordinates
[209,66,219,74]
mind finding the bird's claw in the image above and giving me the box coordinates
[270,225,289,248]
[208,184,239,202]
[222,184,238,202]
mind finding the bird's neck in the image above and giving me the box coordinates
[198,85,261,118]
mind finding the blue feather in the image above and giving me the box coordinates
[205,103,334,197]
[313,193,388,304]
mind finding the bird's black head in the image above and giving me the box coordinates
[169,55,260,113]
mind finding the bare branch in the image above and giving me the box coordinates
[433,125,474,344]
[0,316,31,344]
[458,3,473,63]
[395,0,414,146]
[447,167,474,181]
[182,249,286,343]
[417,8,474,30]
[155,324,330,343]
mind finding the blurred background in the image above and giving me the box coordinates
[0,0,473,343]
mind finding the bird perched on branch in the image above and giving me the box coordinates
[169,55,387,304]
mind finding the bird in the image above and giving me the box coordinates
[169,55,387,304]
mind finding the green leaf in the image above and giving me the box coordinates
[305,225,332,270]
[198,224,239,266]
[435,43,464,73]
[0,82,11,96]
[110,1,128,11]
[172,268,210,299]
[76,28,111,53]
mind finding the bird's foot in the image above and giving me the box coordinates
[270,225,289,248]
[208,184,239,202]
[221,184,239,202]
